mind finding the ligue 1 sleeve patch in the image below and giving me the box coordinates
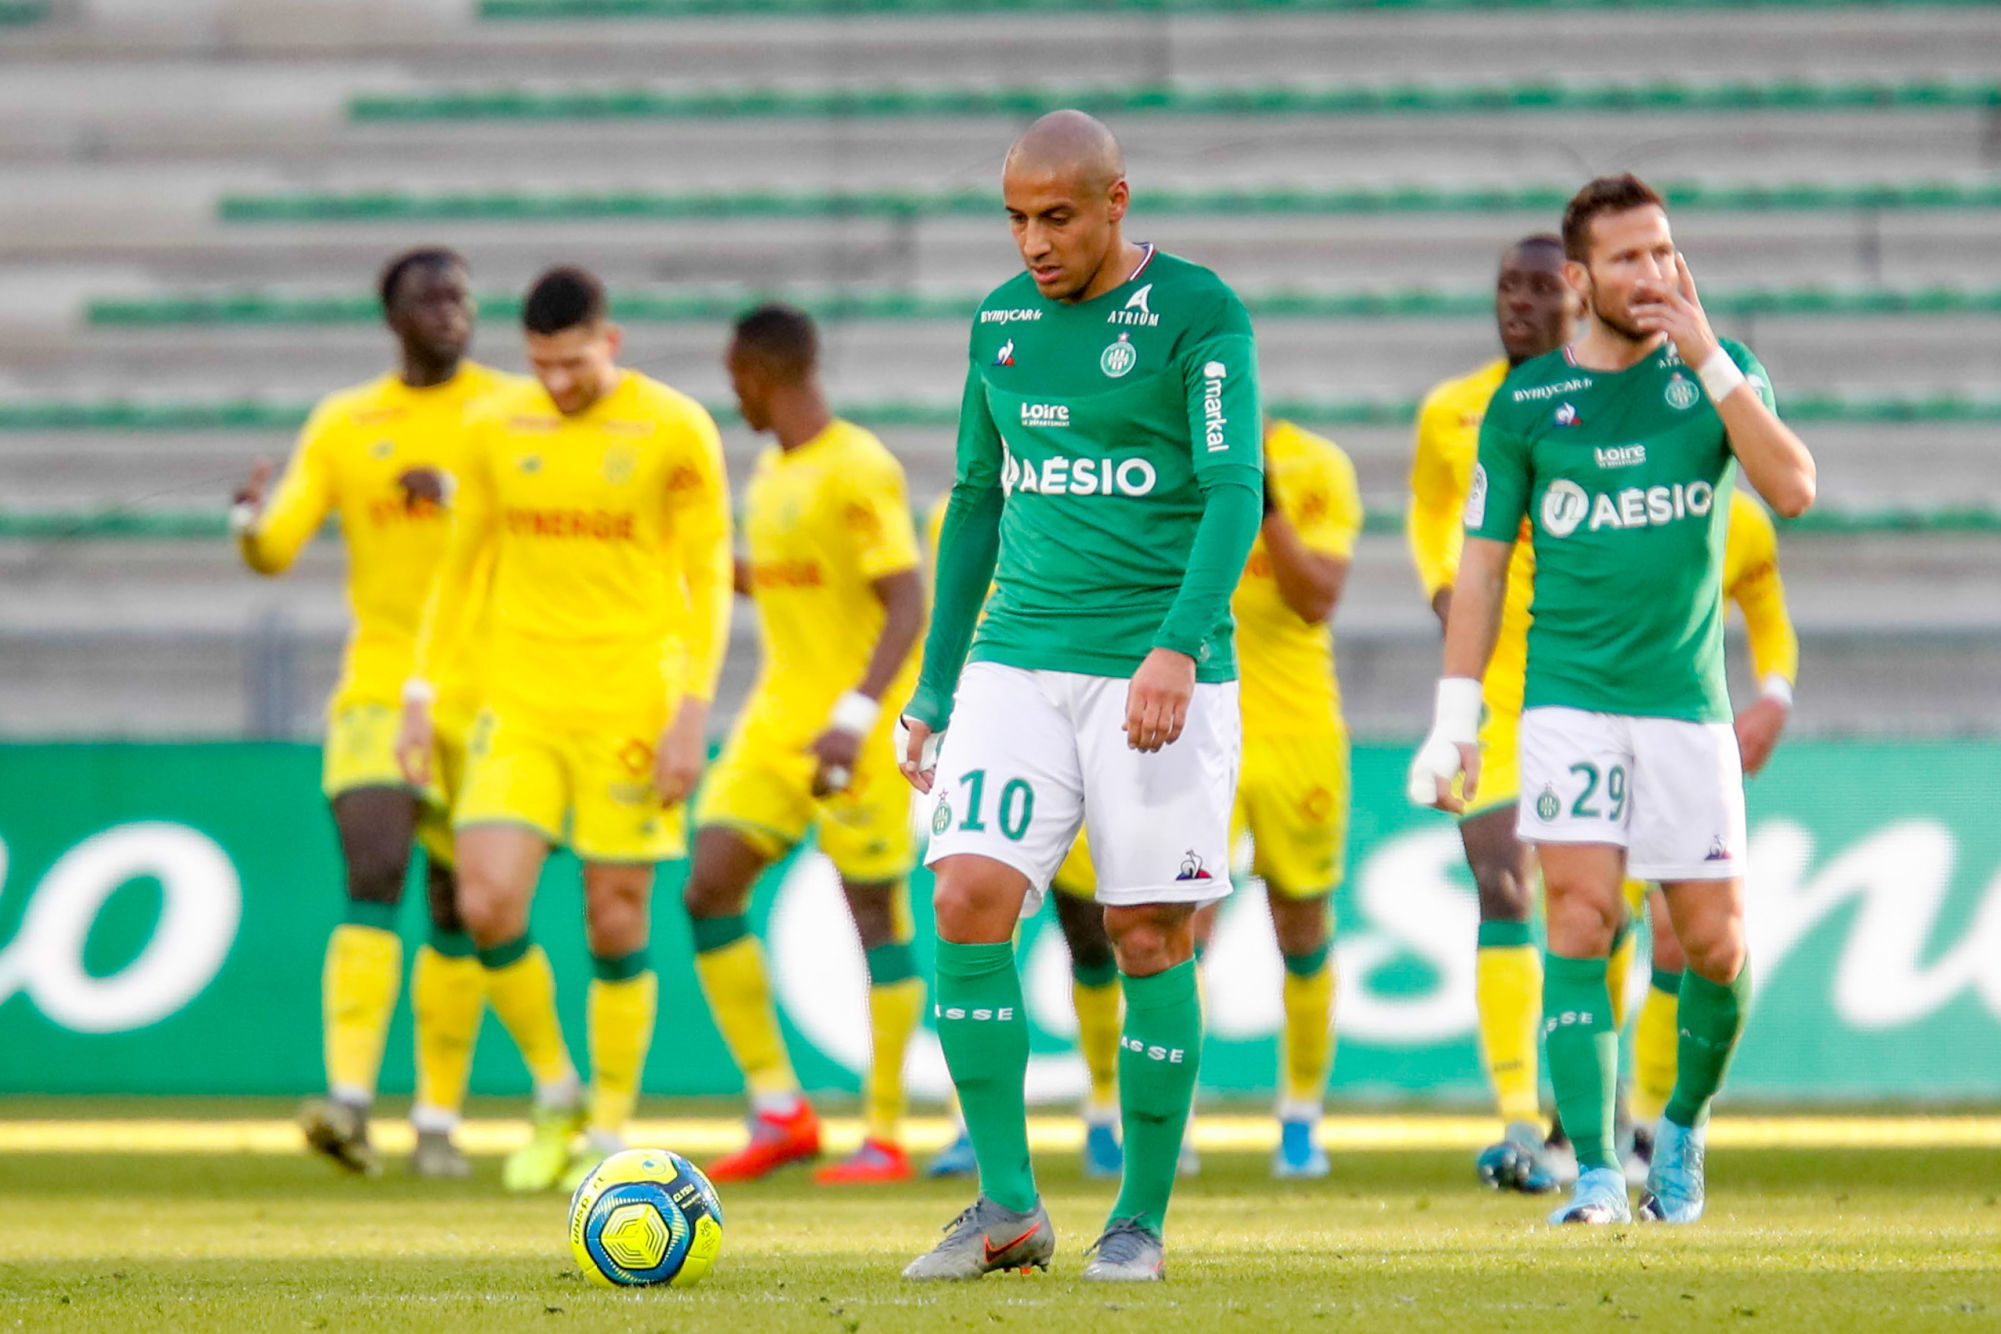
[1463,463,1488,529]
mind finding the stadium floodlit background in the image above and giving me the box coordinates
[1,0,1999,1328]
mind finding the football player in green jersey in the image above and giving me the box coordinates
[1409,174,1814,1226]
[898,111,1264,1283]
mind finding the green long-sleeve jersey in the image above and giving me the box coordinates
[908,246,1265,728]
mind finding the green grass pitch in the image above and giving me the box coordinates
[0,1125,1996,1332]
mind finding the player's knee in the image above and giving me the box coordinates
[424,862,464,934]
[1269,894,1330,959]
[585,878,652,958]
[931,856,1026,943]
[1103,904,1195,976]
[1543,888,1619,957]
[841,882,897,951]
[1471,863,1532,923]
[1677,914,1745,984]
[456,882,523,948]
[343,840,407,908]
[681,870,744,922]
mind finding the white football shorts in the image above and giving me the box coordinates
[922,661,1241,915]
[1516,705,1747,882]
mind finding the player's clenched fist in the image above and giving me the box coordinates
[1125,648,1195,753]
[1407,677,1483,813]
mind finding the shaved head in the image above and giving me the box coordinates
[1001,110,1140,303]
[1004,110,1126,195]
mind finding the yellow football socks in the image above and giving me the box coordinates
[587,956,658,1138]
[1632,967,1682,1123]
[1607,916,1639,1034]
[323,914,402,1104]
[691,918,799,1101]
[1071,957,1123,1113]
[410,937,485,1126]
[864,941,924,1143]
[1281,943,1336,1107]
[1475,921,1544,1125]
[476,935,577,1099]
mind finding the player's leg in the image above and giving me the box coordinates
[1628,715,1752,1225]
[1051,867,1123,1180]
[904,664,1078,1282]
[1076,675,1236,1281]
[565,858,660,1189]
[1631,888,1686,1147]
[303,780,418,1176]
[1267,887,1333,1178]
[811,874,922,1184]
[408,716,486,1179]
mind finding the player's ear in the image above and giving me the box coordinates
[1105,177,1130,225]
[1562,260,1590,302]
[603,322,624,359]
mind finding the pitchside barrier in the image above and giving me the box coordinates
[0,740,1996,1101]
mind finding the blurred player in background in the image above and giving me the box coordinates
[1410,175,1815,1225]
[900,111,1263,1283]
[233,247,510,1180]
[683,304,929,1186]
[1410,233,1802,1194]
[397,267,734,1193]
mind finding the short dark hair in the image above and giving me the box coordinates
[732,302,819,380]
[377,246,465,310]
[1561,175,1667,263]
[522,266,608,335]
[1513,232,1565,258]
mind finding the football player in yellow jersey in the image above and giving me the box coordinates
[683,305,929,1186]
[233,248,508,1180]
[397,267,734,1193]
[1409,236,1800,1191]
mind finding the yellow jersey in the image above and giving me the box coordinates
[413,370,734,724]
[1234,421,1363,738]
[1409,358,1799,713]
[240,361,514,716]
[739,418,923,743]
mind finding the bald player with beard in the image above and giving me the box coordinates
[898,112,1263,1283]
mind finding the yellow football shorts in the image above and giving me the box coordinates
[321,697,473,869]
[1045,728,1348,901]
[454,706,686,864]
[695,719,914,884]
[1466,706,1522,817]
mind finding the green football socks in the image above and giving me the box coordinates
[1542,952,1619,1173]
[1666,961,1752,1129]
[933,939,1037,1214]
[1109,960,1203,1236]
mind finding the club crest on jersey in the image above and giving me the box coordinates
[1175,851,1213,881]
[1664,374,1701,411]
[994,339,1015,367]
[1100,333,1138,379]
[931,801,952,835]
[1108,283,1159,328]
[602,443,639,484]
[517,454,543,475]
[1554,402,1579,427]
[368,439,395,460]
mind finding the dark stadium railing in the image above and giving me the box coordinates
[0,504,1992,541]
[350,78,2001,123]
[2,394,1995,432]
[479,0,2001,18]
[85,284,2001,328]
[216,180,2001,224]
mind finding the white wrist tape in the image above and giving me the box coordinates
[401,678,437,706]
[227,501,258,537]
[893,715,941,773]
[1761,674,1795,708]
[1433,677,1483,747]
[828,690,881,736]
[1697,346,1747,404]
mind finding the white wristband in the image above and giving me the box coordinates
[1761,674,1794,708]
[228,501,258,537]
[401,678,437,706]
[1434,677,1483,747]
[828,690,881,736]
[1697,346,1747,404]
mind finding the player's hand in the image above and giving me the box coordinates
[233,458,274,510]
[808,726,863,798]
[1126,648,1195,753]
[1630,253,1720,371]
[896,715,940,794]
[1734,694,1790,777]
[654,700,708,807]
[1407,677,1483,812]
[395,698,435,788]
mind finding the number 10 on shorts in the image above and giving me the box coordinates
[934,769,1035,842]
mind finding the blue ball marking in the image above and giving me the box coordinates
[581,1180,694,1286]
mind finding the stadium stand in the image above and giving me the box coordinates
[1,0,1997,735]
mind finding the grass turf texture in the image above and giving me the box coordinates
[0,1134,1995,1332]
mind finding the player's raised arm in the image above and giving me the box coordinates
[399,418,495,786]
[1128,318,1264,752]
[1632,254,1814,517]
[900,363,1005,790]
[234,407,337,575]
[658,404,735,805]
